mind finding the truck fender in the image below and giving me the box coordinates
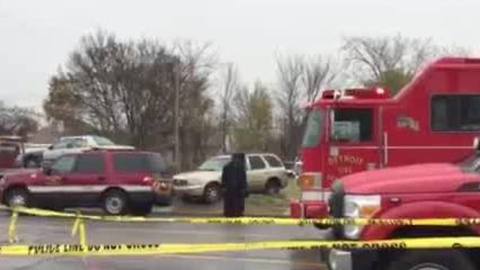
[361,200,480,240]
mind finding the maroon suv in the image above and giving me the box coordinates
[0,150,172,215]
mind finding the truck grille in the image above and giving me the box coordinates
[329,180,345,238]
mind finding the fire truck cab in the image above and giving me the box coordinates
[291,57,480,221]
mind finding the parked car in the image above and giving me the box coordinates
[327,151,480,270]
[16,143,50,168]
[42,135,134,168]
[173,153,290,203]
[0,150,172,215]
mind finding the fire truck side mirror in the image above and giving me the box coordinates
[474,137,480,151]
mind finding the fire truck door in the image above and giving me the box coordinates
[325,107,381,183]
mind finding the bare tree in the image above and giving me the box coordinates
[232,81,273,152]
[342,34,436,93]
[172,40,218,169]
[0,102,39,137]
[56,31,179,145]
[303,56,336,104]
[218,63,239,153]
[44,31,217,170]
[275,54,304,160]
[44,74,90,134]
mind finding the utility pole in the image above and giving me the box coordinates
[174,62,181,172]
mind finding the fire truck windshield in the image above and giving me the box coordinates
[302,109,324,148]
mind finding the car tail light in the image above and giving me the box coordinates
[142,176,153,185]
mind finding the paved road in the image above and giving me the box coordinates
[0,211,327,270]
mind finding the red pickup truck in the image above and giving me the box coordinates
[0,150,172,215]
[327,153,480,270]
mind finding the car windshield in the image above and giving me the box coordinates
[198,157,231,171]
[92,136,115,146]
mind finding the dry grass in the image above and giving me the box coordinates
[245,180,300,216]
[171,180,301,217]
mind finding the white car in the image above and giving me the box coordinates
[42,135,134,167]
[173,153,290,203]
[16,143,51,168]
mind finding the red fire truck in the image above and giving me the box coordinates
[290,57,480,221]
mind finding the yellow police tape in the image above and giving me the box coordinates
[8,211,18,243]
[70,211,88,246]
[4,205,480,227]
[1,237,480,256]
[3,205,480,257]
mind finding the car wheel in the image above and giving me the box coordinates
[203,183,221,204]
[386,250,475,270]
[6,188,29,207]
[102,190,128,215]
[265,179,281,195]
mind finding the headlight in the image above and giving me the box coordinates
[173,178,189,186]
[343,194,381,239]
[297,172,322,189]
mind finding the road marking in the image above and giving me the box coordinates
[156,254,325,267]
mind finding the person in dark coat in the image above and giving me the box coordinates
[221,153,248,217]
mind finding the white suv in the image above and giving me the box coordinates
[173,153,290,203]
[42,135,134,168]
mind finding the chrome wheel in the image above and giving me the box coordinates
[7,189,28,207]
[9,194,26,207]
[104,192,127,215]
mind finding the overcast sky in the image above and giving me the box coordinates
[0,0,479,110]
